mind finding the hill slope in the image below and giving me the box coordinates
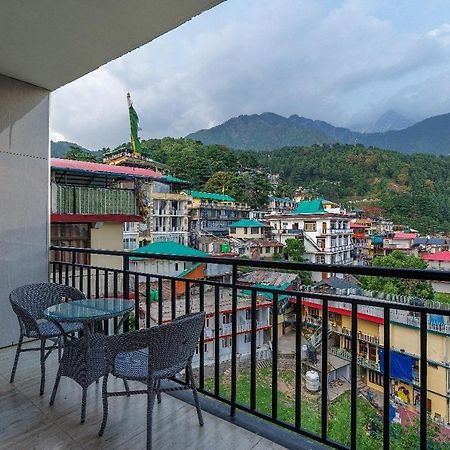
[187,112,450,155]
[260,144,450,233]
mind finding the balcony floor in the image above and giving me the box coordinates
[0,342,284,450]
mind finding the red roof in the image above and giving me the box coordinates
[392,232,417,240]
[51,158,163,179]
[422,251,450,262]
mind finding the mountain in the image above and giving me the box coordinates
[352,110,416,133]
[369,110,415,133]
[187,112,450,155]
[50,141,103,159]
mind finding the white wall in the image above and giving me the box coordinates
[0,75,50,347]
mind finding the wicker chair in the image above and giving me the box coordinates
[9,282,85,395]
[98,311,206,450]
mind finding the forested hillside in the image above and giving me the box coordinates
[260,144,450,233]
[187,112,450,155]
[54,137,450,234]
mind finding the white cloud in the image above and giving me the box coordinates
[428,23,450,45]
[50,0,450,149]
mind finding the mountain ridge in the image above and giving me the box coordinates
[187,112,450,155]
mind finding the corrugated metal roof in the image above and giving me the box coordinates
[130,241,207,260]
[293,198,327,214]
[229,219,266,228]
[187,190,235,202]
[422,251,450,262]
[51,158,163,180]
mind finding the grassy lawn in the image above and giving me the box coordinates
[204,366,383,449]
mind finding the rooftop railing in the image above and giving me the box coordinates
[49,246,450,450]
[53,184,138,216]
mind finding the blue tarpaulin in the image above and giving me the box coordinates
[379,350,414,383]
[389,404,396,423]
[429,314,445,325]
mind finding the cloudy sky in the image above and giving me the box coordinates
[51,0,450,150]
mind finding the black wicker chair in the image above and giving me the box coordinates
[98,311,206,450]
[9,282,85,394]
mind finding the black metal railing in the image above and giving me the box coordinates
[49,246,450,450]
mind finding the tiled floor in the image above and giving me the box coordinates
[0,342,285,450]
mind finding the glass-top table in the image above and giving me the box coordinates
[44,298,134,323]
[44,298,135,423]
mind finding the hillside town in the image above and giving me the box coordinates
[48,138,450,436]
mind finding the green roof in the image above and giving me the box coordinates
[130,241,207,260]
[162,175,190,184]
[293,198,327,214]
[229,219,266,228]
[242,282,292,302]
[187,190,235,202]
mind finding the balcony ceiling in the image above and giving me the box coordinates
[0,0,223,91]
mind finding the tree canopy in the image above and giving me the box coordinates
[361,251,434,299]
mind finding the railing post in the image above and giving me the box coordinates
[230,263,238,417]
[123,254,130,332]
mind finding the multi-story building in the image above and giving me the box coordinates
[422,251,450,294]
[187,191,250,245]
[350,219,372,264]
[267,196,296,214]
[148,281,273,365]
[298,282,450,424]
[50,158,147,269]
[382,232,418,255]
[268,198,354,280]
[139,179,190,246]
[104,148,190,247]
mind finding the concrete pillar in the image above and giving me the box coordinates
[0,74,50,347]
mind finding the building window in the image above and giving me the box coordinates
[316,255,325,264]
[304,222,316,232]
[244,334,252,344]
[245,309,251,320]
[265,247,271,253]
[222,313,231,324]
[230,228,236,234]
[222,337,232,348]
[244,227,248,234]
[251,227,259,234]
[369,370,383,386]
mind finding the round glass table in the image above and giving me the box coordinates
[44,298,134,423]
[44,298,134,327]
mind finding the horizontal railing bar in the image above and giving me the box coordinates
[50,246,450,282]
[49,260,450,316]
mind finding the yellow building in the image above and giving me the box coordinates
[300,297,450,424]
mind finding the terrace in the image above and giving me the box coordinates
[12,247,444,449]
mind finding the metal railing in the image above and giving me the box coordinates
[49,246,450,450]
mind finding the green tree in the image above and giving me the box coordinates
[283,238,312,285]
[361,251,434,299]
[204,171,271,209]
[65,145,98,162]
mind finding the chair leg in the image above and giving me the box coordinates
[10,334,23,383]
[49,364,63,406]
[39,339,46,395]
[187,364,203,426]
[99,374,109,436]
[81,387,88,423]
[156,380,162,404]
[123,378,131,397]
[57,336,62,363]
[147,378,156,450]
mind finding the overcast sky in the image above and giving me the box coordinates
[50,0,450,150]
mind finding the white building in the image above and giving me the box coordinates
[268,199,354,281]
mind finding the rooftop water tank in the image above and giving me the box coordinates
[305,370,320,392]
